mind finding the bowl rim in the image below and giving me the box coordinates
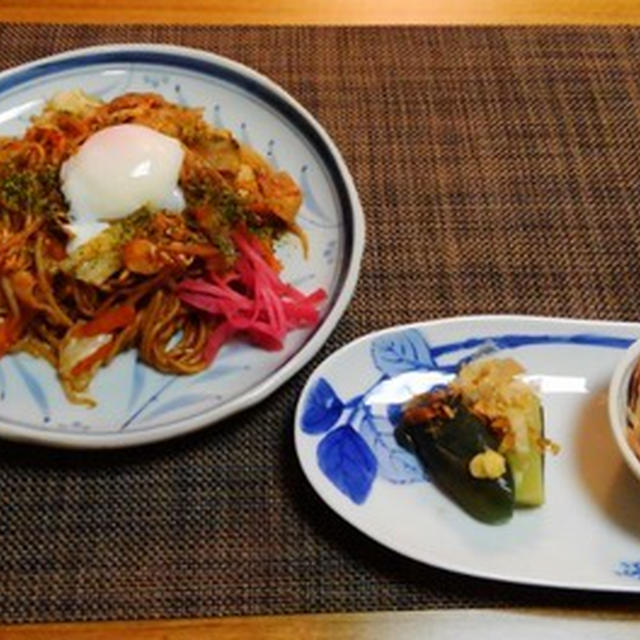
[608,337,640,481]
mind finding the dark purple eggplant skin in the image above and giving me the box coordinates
[396,396,514,524]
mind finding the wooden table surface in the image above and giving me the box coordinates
[2,2,640,638]
[1,0,640,25]
[5,610,640,639]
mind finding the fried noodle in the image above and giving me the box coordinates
[0,91,312,406]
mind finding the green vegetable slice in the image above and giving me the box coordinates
[396,395,515,525]
[508,399,545,507]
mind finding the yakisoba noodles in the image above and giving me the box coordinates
[0,91,324,406]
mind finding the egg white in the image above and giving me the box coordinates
[61,123,186,251]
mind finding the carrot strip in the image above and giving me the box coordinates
[166,242,220,258]
[70,341,113,377]
[0,316,23,357]
[76,305,136,338]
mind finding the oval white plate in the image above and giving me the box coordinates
[295,315,640,591]
[0,44,364,448]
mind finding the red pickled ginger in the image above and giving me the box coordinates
[177,231,326,363]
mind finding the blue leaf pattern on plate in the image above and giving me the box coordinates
[120,377,178,430]
[240,122,250,145]
[323,240,337,266]
[12,357,49,421]
[359,410,425,484]
[193,364,248,383]
[302,378,344,434]
[128,362,147,410]
[142,393,219,423]
[386,403,404,427]
[371,329,435,376]
[317,425,378,504]
[617,561,640,580]
[213,104,224,127]
[173,83,188,106]
[90,75,131,99]
[122,364,244,430]
[298,165,335,227]
[266,139,278,169]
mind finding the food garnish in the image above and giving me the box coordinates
[0,91,324,405]
[396,358,557,524]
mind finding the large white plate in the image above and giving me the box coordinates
[0,45,364,448]
[295,316,640,591]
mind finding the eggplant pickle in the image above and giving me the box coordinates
[397,392,515,524]
[396,358,553,524]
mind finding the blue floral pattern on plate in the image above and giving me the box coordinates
[301,328,634,505]
[617,561,640,580]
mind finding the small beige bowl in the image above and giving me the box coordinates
[608,339,640,482]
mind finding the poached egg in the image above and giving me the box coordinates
[61,123,185,252]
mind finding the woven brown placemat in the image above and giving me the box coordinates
[2,24,640,624]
